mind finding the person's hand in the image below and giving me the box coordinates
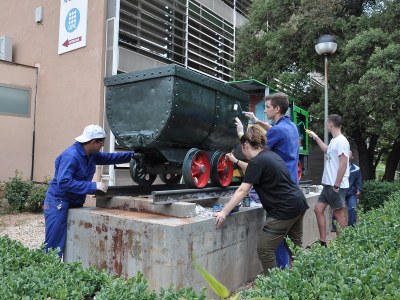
[96,182,108,193]
[306,130,318,140]
[215,211,228,228]
[226,153,237,163]
[235,117,244,138]
[243,112,259,124]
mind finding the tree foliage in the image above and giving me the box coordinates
[234,0,400,180]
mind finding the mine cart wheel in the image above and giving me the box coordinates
[182,148,210,188]
[160,173,182,186]
[129,159,157,187]
[210,151,233,187]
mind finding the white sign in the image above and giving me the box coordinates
[58,0,88,54]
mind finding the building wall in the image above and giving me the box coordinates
[0,0,107,181]
[0,0,247,184]
[0,62,37,182]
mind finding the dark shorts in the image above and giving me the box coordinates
[318,185,346,210]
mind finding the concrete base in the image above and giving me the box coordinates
[302,192,331,247]
[96,196,198,218]
[64,193,324,298]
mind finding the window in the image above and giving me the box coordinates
[118,0,241,81]
[188,1,234,81]
[119,0,186,64]
[0,84,31,117]
[222,0,252,16]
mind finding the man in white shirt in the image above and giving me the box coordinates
[307,114,350,247]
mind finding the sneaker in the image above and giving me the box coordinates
[319,240,327,248]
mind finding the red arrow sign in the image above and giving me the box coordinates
[62,36,82,47]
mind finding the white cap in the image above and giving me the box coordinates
[75,124,106,143]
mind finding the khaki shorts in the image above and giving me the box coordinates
[318,185,347,210]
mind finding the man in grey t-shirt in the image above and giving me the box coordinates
[308,114,349,247]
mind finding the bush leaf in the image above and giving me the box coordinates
[192,253,230,298]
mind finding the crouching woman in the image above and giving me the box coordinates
[215,126,309,274]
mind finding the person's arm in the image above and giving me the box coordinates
[95,151,134,165]
[215,182,252,228]
[355,169,363,196]
[334,153,348,192]
[254,120,272,131]
[243,112,272,131]
[307,130,328,153]
[226,153,248,170]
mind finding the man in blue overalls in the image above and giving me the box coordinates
[237,92,300,269]
[43,124,133,259]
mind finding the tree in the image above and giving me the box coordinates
[332,2,400,181]
[234,0,399,181]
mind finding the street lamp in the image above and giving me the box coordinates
[315,34,337,145]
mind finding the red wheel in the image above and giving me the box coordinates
[182,148,210,188]
[297,160,302,181]
[210,151,233,187]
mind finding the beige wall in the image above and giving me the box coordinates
[0,62,37,182]
[0,0,107,181]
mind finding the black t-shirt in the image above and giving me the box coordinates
[243,150,309,220]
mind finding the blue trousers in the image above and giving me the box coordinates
[346,194,357,226]
[44,198,81,258]
[276,241,290,268]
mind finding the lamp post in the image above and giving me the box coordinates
[315,34,337,145]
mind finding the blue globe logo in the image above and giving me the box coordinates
[65,8,80,33]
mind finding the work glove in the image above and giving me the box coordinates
[243,111,259,124]
[96,182,108,193]
[235,117,244,138]
[306,130,318,140]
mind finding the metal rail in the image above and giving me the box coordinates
[152,186,238,205]
[96,183,240,205]
[96,184,181,199]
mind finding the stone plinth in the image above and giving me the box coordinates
[64,193,323,298]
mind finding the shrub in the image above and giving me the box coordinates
[0,237,111,299]
[26,181,49,213]
[4,170,33,212]
[0,236,207,299]
[359,180,400,211]
[241,191,400,299]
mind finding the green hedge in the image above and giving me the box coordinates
[359,180,400,211]
[242,191,400,299]
[3,184,400,299]
[0,238,206,299]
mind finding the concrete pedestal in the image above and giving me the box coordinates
[64,193,324,298]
